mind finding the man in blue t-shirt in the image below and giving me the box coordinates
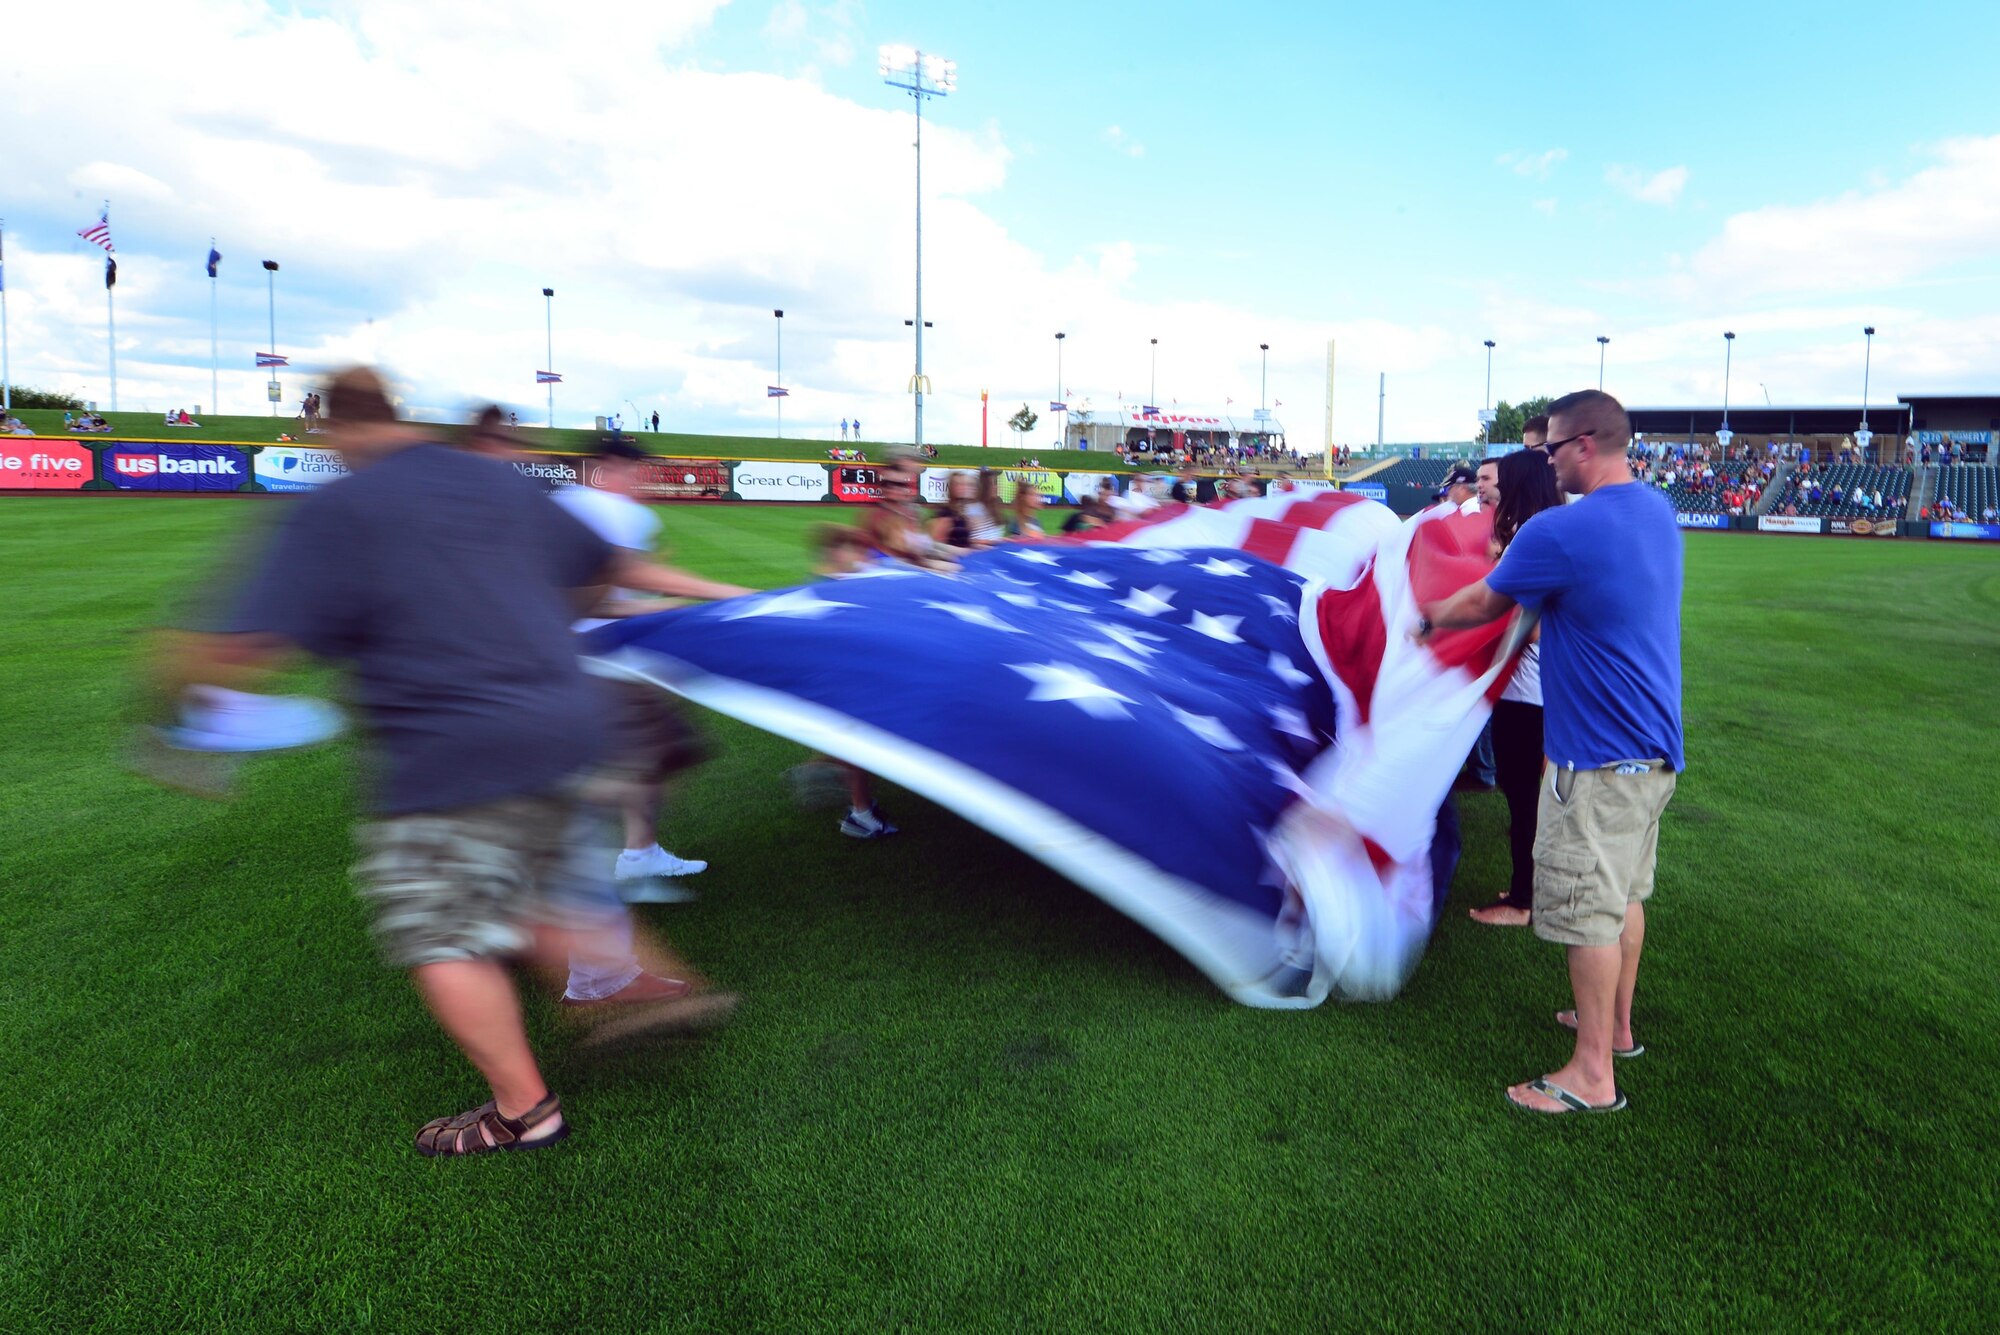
[1417,389,1683,1116]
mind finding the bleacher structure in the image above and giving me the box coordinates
[1773,464,1913,518]
[1931,465,1999,519]
[1652,460,1755,514]
[1366,459,1453,494]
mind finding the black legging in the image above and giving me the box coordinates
[1491,700,1545,911]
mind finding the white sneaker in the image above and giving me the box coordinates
[839,806,899,840]
[615,847,704,904]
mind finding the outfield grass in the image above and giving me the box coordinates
[3,408,1137,473]
[5,502,1996,1331]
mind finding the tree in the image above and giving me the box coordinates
[1487,394,1555,445]
[1006,404,1038,440]
[2,384,86,410]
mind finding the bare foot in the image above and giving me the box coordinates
[1469,903,1531,927]
[1556,1009,1638,1054]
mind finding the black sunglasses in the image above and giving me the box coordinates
[1543,429,1595,455]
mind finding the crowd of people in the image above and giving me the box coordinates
[1112,434,1306,473]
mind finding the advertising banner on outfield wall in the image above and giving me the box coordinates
[1283,478,1339,495]
[623,458,731,501]
[254,446,348,492]
[1757,514,1824,534]
[0,441,93,489]
[996,469,1063,502]
[732,462,831,501]
[1675,512,1730,529]
[918,467,957,504]
[832,464,887,502]
[512,455,584,490]
[1343,482,1388,501]
[103,444,249,492]
[1929,521,2000,541]
[1827,518,1899,537]
[1062,472,1123,503]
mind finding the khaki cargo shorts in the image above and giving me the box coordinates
[354,790,578,969]
[1530,760,1677,948]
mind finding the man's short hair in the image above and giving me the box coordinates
[1545,391,1630,452]
[324,366,396,425]
[1522,413,1550,441]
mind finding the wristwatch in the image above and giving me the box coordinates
[1417,615,1434,637]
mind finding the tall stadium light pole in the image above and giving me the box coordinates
[1858,325,1877,461]
[774,308,785,439]
[209,240,219,414]
[543,288,555,429]
[1149,337,1158,408]
[262,260,280,417]
[1259,342,1269,425]
[881,45,955,450]
[1482,339,1495,447]
[1054,331,1065,448]
[1721,330,1735,429]
[1597,335,1610,390]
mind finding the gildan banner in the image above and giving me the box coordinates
[0,441,93,490]
[1675,512,1729,529]
[103,445,249,492]
[255,446,348,492]
[1757,514,1823,534]
[732,462,830,502]
[1929,521,2000,541]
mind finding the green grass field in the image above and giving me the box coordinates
[2,407,1142,473]
[5,501,1996,1331]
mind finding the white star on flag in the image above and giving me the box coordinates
[1168,705,1244,751]
[1051,600,1092,613]
[842,564,924,581]
[723,589,856,621]
[1100,625,1167,657]
[1013,549,1062,565]
[1008,662,1136,719]
[1195,557,1252,578]
[1188,611,1245,643]
[995,591,1040,608]
[1081,640,1151,673]
[1269,704,1316,741]
[1263,757,1316,799]
[985,570,1036,587]
[1118,585,1178,617]
[1259,594,1299,622]
[1267,651,1314,687]
[1137,549,1186,564]
[922,601,1025,633]
[1061,569,1115,590]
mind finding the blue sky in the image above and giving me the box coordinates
[3,0,1997,445]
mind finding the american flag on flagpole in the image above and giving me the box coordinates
[584,494,1522,1005]
[767,386,790,398]
[256,353,289,368]
[77,208,114,254]
[536,371,562,384]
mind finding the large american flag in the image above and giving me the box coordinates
[585,493,1523,1005]
[77,209,115,253]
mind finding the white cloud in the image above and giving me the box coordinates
[1102,125,1145,159]
[1690,135,2000,297]
[1607,164,1689,205]
[1498,148,1567,180]
[1532,198,1558,218]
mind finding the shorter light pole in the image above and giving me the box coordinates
[1054,331,1065,448]
[1482,339,1495,446]
[1858,325,1876,461]
[263,260,281,416]
[1597,335,1610,390]
[1259,342,1269,424]
[543,288,556,429]
[1149,337,1158,408]
[1718,331,1736,450]
[774,309,785,438]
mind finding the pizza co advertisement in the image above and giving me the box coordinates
[732,463,830,502]
[254,446,348,492]
[0,441,92,490]
[104,445,249,492]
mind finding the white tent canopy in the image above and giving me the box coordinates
[1070,406,1286,436]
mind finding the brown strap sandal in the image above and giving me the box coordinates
[414,1094,568,1157]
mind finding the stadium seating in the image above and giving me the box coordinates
[1772,464,1911,518]
[1367,458,1453,493]
[1931,465,1999,520]
[1645,459,1755,513]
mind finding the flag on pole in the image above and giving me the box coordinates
[256,353,289,368]
[536,371,562,384]
[1141,404,1161,418]
[583,494,1521,1006]
[78,209,115,253]
[767,386,790,398]
[105,258,118,290]
[1049,401,1067,413]
[206,246,222,278]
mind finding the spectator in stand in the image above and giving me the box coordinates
[852,418,861,439]
[839,419,849,441]
[1,413,34,435]
[1470,447,1565,927]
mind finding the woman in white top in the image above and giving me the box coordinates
[1470,447,1563,928]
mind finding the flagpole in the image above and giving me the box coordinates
[543,288,555,430]
[108,280,119,414]
[209,240,218,415]
[774,308,784,440]
[1,218,11,414]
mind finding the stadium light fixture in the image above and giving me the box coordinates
[542,288,556,429]
[1597,335,1610,391]
[1055,332,1066,447]
[262,261,281,417]
[1259,343,1270,427]
[1149,337,1159,410]
[774,309,785,440]
[1857,325,1877,457]
[881,45,955,450]
[1718,331,1736,448]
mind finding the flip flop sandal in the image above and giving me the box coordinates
[1555,1010,1644,1058]
[415,1094,569,1156]
[1508,1078,1627,1115]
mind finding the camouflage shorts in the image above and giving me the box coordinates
[353,790,578,969]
